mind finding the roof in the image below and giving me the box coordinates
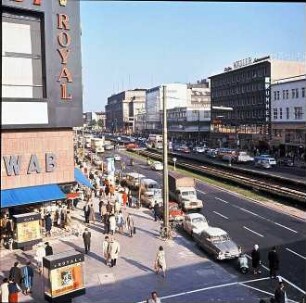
[203,227,227,237]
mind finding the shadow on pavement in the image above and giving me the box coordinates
[121,256,153,273]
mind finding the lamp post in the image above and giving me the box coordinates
[173,157,177,170]
[162,86,170,239]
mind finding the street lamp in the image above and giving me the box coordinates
[173,157,177,170]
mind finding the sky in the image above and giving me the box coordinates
[80,1,306,112]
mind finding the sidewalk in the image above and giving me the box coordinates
[0,194,264,303]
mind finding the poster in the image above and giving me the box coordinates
[15,220,41,243]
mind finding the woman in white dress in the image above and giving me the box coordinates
[154,246,167,278]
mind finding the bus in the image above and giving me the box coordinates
[90,137,105,153]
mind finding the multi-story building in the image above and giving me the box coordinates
[1,0,84,249]
[83,111,98,126]
[145,83,190,132]
[105,89,146,134]
[167,107,211,141]
[95,111,106,129]
[271,75,306,157]
[210,56,305,150]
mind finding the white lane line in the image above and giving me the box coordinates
[215,197,229,204]
[213,211,229,220]
[243,226,264,238]
[286,248,306,260]
[280,276,306,295]
[239,207,266,220]
[197,189,206,195]
[240,283,274,297]
[275,222,298,234]
[135,277,272,303]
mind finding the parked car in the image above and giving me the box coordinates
[181,146,191,153]
[156,202,185,225]
[151,161,163,171]
[254,158,271,169]
[254,155,277,166]
[206,149,217,158]
[279,158,294,167]
[141,190,163,209]
[114,154,121,161]
[104,144,114,151]
[183,213,209,237]
[193,146,206,153]
[193,227,240,261]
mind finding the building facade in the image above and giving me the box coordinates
[210,56,305,150]
[145,83,190,132]
[1,0,83,248]
[271,75,306,157]
[105,89,146,134]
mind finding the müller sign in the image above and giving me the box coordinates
[3,153,56,176]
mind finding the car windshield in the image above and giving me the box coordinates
[210,235,230,242]
[182,191,196,196]
[192,217,205,224]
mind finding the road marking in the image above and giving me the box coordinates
[135,277,272,303]
[239,207,266,220]
[275,222,298,234]
[240,283,274,297]
[286,248,306,260]
[280,276,306,295]
[213,211,229,220]
[214,197,229,204]
[243,226,264,238]
[197,189,206,195]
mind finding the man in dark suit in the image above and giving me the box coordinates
[45,242,53,256]
[9,262,23,287]
[82,228,91,254]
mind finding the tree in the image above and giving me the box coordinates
[89,119,97,127]
[98,119,104,128]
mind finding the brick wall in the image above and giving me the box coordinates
[1,130,74,189]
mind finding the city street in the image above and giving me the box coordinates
[120,150,306,302]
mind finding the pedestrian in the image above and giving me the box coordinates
[106,201,113,214]
[101,201,107,223]
[44,213,52,237]
[99,200,103,217]
[122,191,128,209]
[0,278,9,303]
[109,214,116,235]
[251,244,261,275]
[126,213,135,237]
[154,246,167,278]
[268,246,279,279]
[8,278,21,303]
[108,238,120,267]
[35,243,46,275]
[45,242,53,256]
[9,262,23,287]
[153,201,160,221]
[114,200,121,215]
[274,281,287,303]
[104,212,110,234]
[89,203,95,224]
[21,261,34,295]
[105,185,110,197]
[83,202,90,225]
[82,228,91,254]
[116,211,125,234]
[102,236,110,265]
[147,291,161,303]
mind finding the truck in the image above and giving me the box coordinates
[90,137,105,153]
[168,171,203,212]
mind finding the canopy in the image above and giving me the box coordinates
[74,167,93,188]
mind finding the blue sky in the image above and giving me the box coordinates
[80,1,306,111]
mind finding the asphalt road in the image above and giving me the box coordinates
[112,151,306,302]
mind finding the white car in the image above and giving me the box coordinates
[183,213,209,237]
[151,161,163,171]
[193,146,205,153]
[114,154,121,161]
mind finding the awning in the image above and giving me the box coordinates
[74,168,93,188]
[1,184,66,208]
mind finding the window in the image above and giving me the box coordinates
[292,89,296,99]
[294,107,303,120]
[302,87,305,98]
[286,90,289,99]
[277,91,280,100]
[274,91,277,100]
[2,12,44,98]
[273,108,278,120]
[279,108,282,120]
[282,90,286,99]
[296,88,299,98]
[286,107,290,120]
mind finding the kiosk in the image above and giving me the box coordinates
[43,250,85,303]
